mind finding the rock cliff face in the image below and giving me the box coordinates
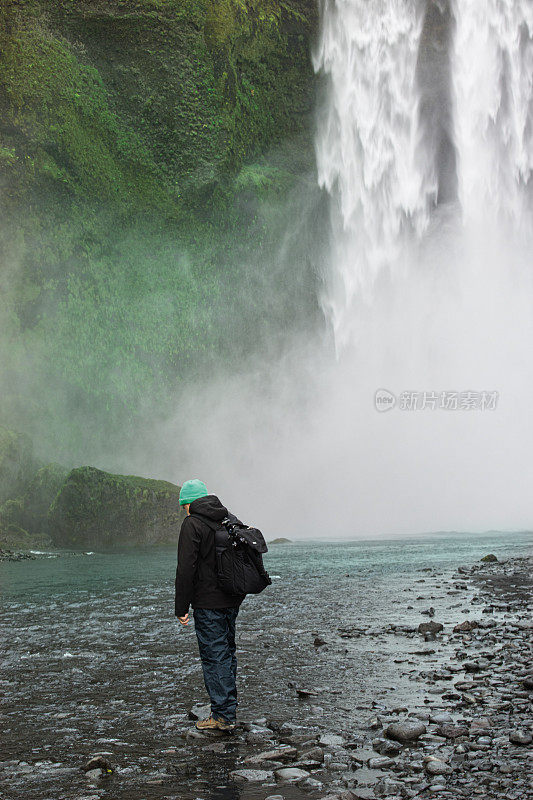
[48,466,184,548]
[0,0,320,459]
[0,0,318,216]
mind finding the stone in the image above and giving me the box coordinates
[418,622,444,635]
[469,718,491,734]
[368,757,394,769]
[83,756,113,773]
[372,739,402,756]
[319,733,345,746]
[480,554,498,562]
[425,759,452,776]
[454,620,478,633]
[301,777,323,790]
[296,687,319,698]
[84,769,101,780]
[350,748,377,764]
[352,767,386,786]
[230,769,274,782]
[248,747,297,763]
[300,746,324,762]
[439,724,469,740]
[429,713,453,724]
[188,703,211,721]
[509,730,532,746]
[274,767,310,782]
[521,676,533,690]
[386,721,426,743]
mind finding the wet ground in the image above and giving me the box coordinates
[0,533,531,800]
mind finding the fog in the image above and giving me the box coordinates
[131,0,533,539]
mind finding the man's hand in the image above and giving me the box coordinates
[178,613,190,626]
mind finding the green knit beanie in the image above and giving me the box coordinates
[179,478,208,506]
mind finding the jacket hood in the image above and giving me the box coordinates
[189,494,228,521]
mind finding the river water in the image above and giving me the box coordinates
[1,531,531,799]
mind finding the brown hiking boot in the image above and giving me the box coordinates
[196,715,236,732]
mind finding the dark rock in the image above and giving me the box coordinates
[372,738,402,756]
[509,730,532,746]
[296,687,319,698]
[421,607,435,617]
[82,756,113,774]
[480,554,498,562]
[469,718,491,735]
[250,747,298,763]
[425,758,452,775]
[418,621,443,635]
[453,620,478,633]
[522,676,533,690]
[385,721,426,743]
[299,746,324,762]
[439,724,469,740]
[464,661,483,673]
[368,756,394,769]
[314,636,327,647]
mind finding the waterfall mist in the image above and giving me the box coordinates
[141,0,533,538]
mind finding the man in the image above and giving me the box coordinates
[174,479,245,732]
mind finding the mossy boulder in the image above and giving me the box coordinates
[48,466,185,548]
[0,425,37,504]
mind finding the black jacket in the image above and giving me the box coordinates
[174,495,245,617]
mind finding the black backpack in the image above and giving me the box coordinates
[193,513,272,596]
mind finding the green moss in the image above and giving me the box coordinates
[0,9,175,212]
[0,0,320,459]
[48,466,185,548]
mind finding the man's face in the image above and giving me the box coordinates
[184,503,190,516]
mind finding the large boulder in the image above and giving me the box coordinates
[48,466,185,549]
[0,426,36,504]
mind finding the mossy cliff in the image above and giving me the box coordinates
[48,466,185,548]
[0,0,321,461]
[0,424,186,549]
[0,0,317,214]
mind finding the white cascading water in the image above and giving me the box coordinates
[452,0,533,232]
[313,0,436,352]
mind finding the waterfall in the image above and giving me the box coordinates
[314,0,436,351]
[315,0,533,351]
[452,0,533,232]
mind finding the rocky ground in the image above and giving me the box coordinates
[0,549,531,800]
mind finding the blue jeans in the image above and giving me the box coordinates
[193,607,239,722]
